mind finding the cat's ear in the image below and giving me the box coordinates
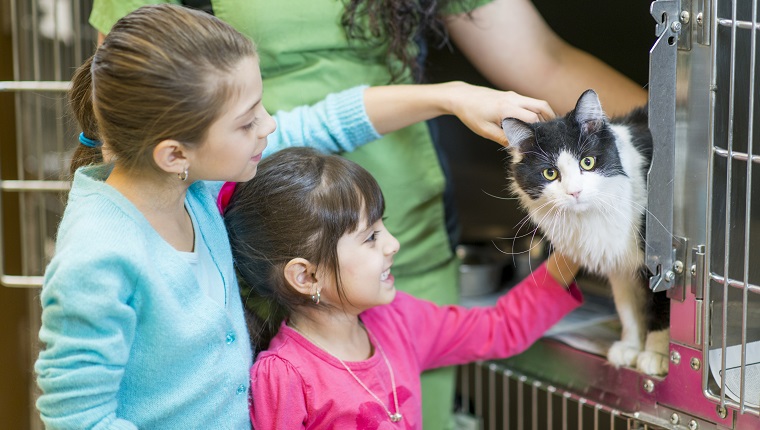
[572,89,607,134]
[501,118,534,150]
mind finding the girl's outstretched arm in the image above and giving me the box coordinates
[268,83,554,156]
[364,82,555,146]
[546,251,581,288]
[363,259,583,372]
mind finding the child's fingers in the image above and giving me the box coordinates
[504,107,544,124]
[515,96,555,122]
[482,122,509,146]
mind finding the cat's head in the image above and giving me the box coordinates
[501,89,627,214]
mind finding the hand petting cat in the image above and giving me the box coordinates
[364,82,555,147]
[445,82,556,146]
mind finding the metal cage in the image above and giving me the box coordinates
[702,0,760,419]
[454,0,760,429]
[2,1,760,429]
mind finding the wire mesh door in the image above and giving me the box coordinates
[702,0,760,418]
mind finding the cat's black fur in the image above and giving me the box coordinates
[502,89,670,375]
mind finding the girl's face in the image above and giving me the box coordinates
[327,216,400,313]
[192,56,276,182]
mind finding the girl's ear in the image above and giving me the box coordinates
[283,258,319,295]
[153,139,189,177]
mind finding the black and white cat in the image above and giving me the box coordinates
[501,89,670,376]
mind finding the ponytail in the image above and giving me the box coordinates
[68,56,103,175]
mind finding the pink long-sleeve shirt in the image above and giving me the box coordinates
[250,263,583,429]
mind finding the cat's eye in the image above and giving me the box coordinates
[542,168,558,181]
[580,156,596,171]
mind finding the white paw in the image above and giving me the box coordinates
[637,350,669,376]
[638,329,670,375]
[607,341,641,367]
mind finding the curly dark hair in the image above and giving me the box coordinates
[341,0,477,83]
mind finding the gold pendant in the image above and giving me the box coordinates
[390,413,402,422]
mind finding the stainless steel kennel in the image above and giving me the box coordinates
[1,0,759,429]
[456,0,760,429]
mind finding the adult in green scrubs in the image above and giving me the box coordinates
[91,1,646,428]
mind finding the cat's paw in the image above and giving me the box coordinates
[607,341,641,368]
[636,351,669,376]
[638,329,670,375]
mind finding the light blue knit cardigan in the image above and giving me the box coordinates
[35,86,380,429]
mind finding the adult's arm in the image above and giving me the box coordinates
[445,0,648,116]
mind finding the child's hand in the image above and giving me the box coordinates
[363,82,554,144]
[545,251,580,288]
[445,82,555,146]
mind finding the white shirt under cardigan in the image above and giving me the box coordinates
[181,205,226,305]
[35,85,381,430]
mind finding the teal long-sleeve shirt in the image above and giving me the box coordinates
[35,86,380,430]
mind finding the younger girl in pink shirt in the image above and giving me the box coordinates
[222,147,583,429]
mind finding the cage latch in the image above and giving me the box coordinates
[647,0,681,292]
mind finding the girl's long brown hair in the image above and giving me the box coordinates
[224,147,385,351]
[68,4,255,175]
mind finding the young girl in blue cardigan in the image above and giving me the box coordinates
[34,5,556,429]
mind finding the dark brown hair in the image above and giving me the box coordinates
[69,56,102,174]
[224,147,385,350]
[68,4,255,174]
[341,0,477,82]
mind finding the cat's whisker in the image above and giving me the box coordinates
[493,200,556,266]
[480,189,520,201]
[596,191,676,241]
[491,238,544,257]
[509,215,539,241]
[594,199,650,268]
[510,200,556,238]
[496,227,541,243]
[519,150,552,164]
[577,127,603,153]
[529,203,555,255]
[527,201,561,238]
[535,203,564,246]
[554,251,578,288]
[526,204,565,285]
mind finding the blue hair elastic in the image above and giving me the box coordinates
[78,132,102,148]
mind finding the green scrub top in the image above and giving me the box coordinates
[90,0,491,283]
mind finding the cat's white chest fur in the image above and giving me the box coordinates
[516,124,648,276]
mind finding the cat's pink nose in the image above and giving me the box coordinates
[568,191,581,199]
